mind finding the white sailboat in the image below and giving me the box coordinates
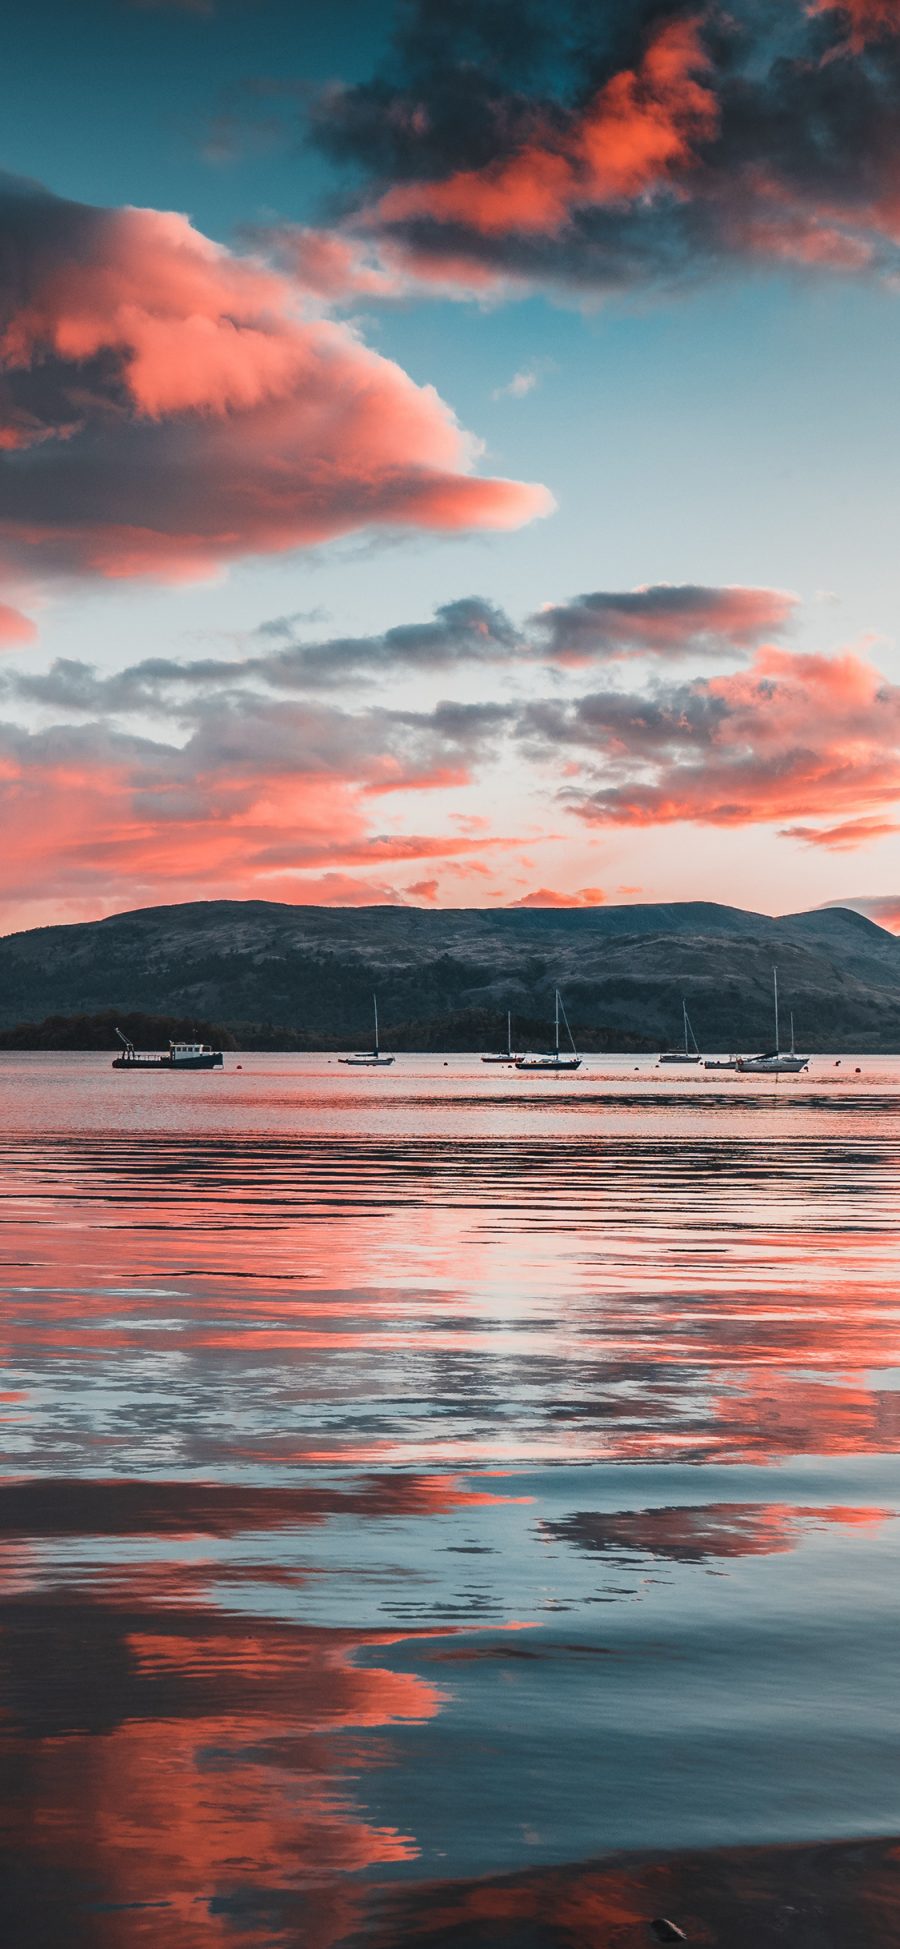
[516,990,581,1072]
[737,970,809,1073]
[482,1011,520,1064]
[338,995,395,1067]
[659,999,701,1065]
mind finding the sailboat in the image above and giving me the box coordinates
[736,970,809,1073]
[338,996,395,1067]
[659,999,701,1065]
[482,1011,519,1064]
[516,991,581,1072]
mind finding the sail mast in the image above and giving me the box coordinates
[373,994,379,1059]
[507,1010,512,1058]
[683,998,689,1057]
[773,968,780,1056]
[555,990,560,1058]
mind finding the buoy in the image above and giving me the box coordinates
[650,1922,687,1944]
[856,1066,861,1073]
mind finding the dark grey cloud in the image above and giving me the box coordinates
[304,0,900,294]
[9,584,786,723]
[530,585,796,660]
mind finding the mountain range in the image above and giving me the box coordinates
[0,899,897,1051]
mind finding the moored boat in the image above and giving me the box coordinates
[338,996,395,1067]
[516,990,581,1072]
[659,999,701,1065]
[736,974,809,1073]
[482,1011,520,1064]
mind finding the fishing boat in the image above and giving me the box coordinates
[338,996,395,1067]
[516,991,581,1072]
[736,972,809,1073]
[112,1029,223,1071]
[659,1000,701,1065]
[482,1011,520,1064]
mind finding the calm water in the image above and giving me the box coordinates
[1,1052,899,1945]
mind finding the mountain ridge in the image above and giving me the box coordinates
[0,898,897,1050]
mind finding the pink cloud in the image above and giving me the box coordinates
[0,604,36,646]
[406,877,439,901]
[779,816,900,849]
[534,643,900,831]
[0,179,551,589]
[510,885,607,908]
[836,893,900,931]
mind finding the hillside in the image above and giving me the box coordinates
[0,899,897,1051]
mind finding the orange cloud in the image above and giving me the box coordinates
[0,178,550,587]
[309,0,900,301]
[808,0,900,35]
[374,17,717,239]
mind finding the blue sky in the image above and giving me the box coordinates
[1,0,899,927]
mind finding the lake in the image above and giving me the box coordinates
[1,1052,899,1946]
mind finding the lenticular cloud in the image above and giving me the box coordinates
[0,174,551,589]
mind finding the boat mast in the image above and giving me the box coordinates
[373,994,379,1059]
[507,1010,512,1058]
[773,967,780,1056]
[790,1010,795,1058]
[554,989,560,1059]
[683,998,689,1056]
[559,991,577,1058]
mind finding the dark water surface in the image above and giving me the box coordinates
[1,1053,899,1946]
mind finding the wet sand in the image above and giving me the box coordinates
[359,1836,900,1947]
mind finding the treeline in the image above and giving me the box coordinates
[0,1007,658,1054]
[0,1011,238,1051]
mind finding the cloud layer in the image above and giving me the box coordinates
[3,579,900,923]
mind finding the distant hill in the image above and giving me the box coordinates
[0,899,897,1051]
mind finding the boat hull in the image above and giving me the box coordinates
[658,1054,701,1065]
[112,1053,223,1070]
[515,1057,582,1072]
[338,1055,395,1066]
[736,1056,809,1073]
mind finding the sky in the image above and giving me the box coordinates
[1,0,900,933]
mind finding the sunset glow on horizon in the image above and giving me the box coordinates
[2,0,900,933]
